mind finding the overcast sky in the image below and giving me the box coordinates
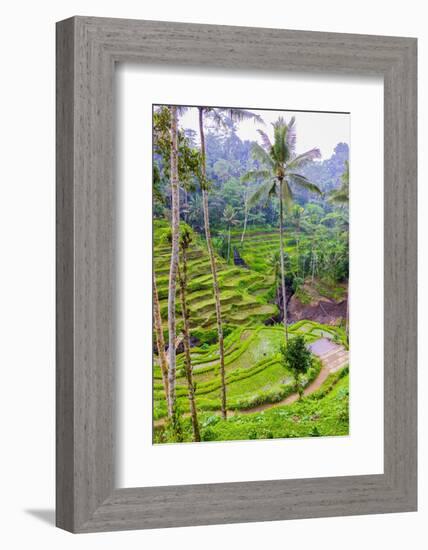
[178,107,350,160]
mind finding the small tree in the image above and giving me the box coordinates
[280,335,312,398]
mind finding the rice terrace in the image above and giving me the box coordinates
[152,104,350,444]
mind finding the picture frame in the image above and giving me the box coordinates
[56,16,417,533]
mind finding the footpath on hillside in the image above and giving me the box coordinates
[154,337,349,427]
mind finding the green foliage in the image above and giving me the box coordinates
[153,106,201,196]
[280,335,313,397]
[158,374,349,442]
[294,286,312,305]
[153,325,329,419]
[329,160,349,204]
[151,108,349,445]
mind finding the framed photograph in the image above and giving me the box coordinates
[56,16,417,532]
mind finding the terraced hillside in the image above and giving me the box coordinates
[153,320,348,425]
[153,220,278,341]
[230,226,299,275]
[189,370,350,442]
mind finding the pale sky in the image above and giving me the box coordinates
[178,107,349,160]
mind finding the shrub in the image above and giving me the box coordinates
[310,426,321,437]
[201,428,217,442]
[191,328,218,345]
[203,415,220,428]
[248,428,258,440]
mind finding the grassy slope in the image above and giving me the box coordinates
[155,371,349,443]
[153,321,347,420]
[153,221,278,338]
[153,221,349,442]
[200,373,349,441]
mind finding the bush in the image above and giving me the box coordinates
[202,415,220,428]
[248,428,258,440]
[191,328,218,346]
[201,428,217,442]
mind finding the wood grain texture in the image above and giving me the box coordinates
[56,18,75,532]
[56,16,417,533]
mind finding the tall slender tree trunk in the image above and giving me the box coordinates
[311,249,316,284]
[227,226,231,263]
[278,179,289,342]
[153,272,169,409]
[240,190,249,245]
[198,107,227,420]
[167,106,180,421]
[178,253,201,442]
[296,219,300,277]
[345,289,349,340]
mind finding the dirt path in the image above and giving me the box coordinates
[154,338,349,428]
[236,366,332,415]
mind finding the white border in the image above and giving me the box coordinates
[116,65,384,488]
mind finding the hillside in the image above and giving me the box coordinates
[154,220,278,342]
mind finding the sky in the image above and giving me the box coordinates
[178,107,350,160]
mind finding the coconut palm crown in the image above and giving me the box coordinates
[243,117,322,207]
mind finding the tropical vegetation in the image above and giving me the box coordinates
[152,105,349,443]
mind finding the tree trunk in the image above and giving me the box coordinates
[227,226,231,263]
[311,249,316,284]
[153,272,169,410]
[240,191,249,245]
[345,289,349,340]
[198,107,227,420]
[178,252,201,442]
[167,106,180,421]
[278,179,289,342]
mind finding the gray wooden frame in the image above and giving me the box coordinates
[56,16,417,533]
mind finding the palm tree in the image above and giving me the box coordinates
[197,106,263,419]
[153,273,169,410]
[243,117,322,341]
[167,105,180,426]
[177,226,201,442]
[329,160,349,204]
[222,204,239,262]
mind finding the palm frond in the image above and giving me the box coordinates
[329,189,349,203]
[176,105,189,117]
[285,116,297,155]
[206,108,228,130]
[287,148,321,170]
[257,129,272,151]
[241,168,271,183]
[251,142,275,168]
[272,118,287,163]
[271,116,296,164]
[281,180,293,210]
[220,107,264,125]
[247,180,276,208]
[288,173,322,196]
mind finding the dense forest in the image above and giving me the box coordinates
[152,105,349,444]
